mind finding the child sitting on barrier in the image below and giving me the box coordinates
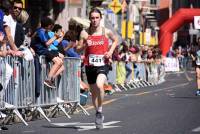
[48,24,65,54]
[31,17,64,88]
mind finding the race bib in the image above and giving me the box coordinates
[89,54,105,66]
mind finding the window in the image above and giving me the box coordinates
[150,0,157,5]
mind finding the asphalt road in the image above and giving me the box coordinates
[1,70,200,134]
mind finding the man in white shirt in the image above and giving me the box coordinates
[3,0,24,56]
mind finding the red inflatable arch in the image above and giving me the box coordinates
[159,8,200,56]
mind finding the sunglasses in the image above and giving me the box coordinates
[13,6,23,11]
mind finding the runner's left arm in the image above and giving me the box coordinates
[104,29,118,59]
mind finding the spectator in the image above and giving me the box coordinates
[31,17,64,88]
[61,21,84,58]
[62,30,80,58]
[48,24,64,54]
[119,41,132,82]
[175,47,184,70]
[3,0,24,56]
[167,46,175,58]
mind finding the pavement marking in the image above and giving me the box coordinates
[85,99,117,110]
[184,71,193,81]
[192,126,200,132]
[134,91,150,96]
[50,122,81,126]
[134,82,189,96]
[84,83,189,111]
[51,121,121,131]
[23,130,36,133]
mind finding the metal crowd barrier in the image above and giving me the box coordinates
[57,57,89,116]
[107,60,165,92]
[107,61,117,85]
[0,56,89,126]
[0,57,6,108]
[146,62,159,84]
[0,56,34,126]
[35,56,89,122]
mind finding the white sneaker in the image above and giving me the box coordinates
[95,112,104,129]
[57,97,64,103]
[4,102,14,109]
[0,111,6,118]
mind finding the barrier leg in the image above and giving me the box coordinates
[114,84,122,92]
[129,81,137,89]
[13,109,28,126]
[121,84,128,91]
[143,80,154,86]
[36,107,51,122]
[125,83,132,90]
[132,82,140,88]
[138,81,145,87]
[68,102,89,116]
[77,103,90,116]
[68,103,78,114]
[57,104,71,118]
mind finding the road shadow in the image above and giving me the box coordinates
[170,96,200,99]
[42,124,101,132]
[42,125,79,129]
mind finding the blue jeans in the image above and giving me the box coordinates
[125,63,132,82]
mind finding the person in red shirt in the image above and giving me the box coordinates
[77,8,118,129]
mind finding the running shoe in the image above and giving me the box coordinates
[196,90,200,96]
[1,126,8,130]
[95,112,104,129]
[44,80,56,89]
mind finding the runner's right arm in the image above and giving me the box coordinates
[76,30,88,52]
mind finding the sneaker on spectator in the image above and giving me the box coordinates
[56,97,64,103]
[44,80,56,89]
[0,111,6,118]
[1,126,8,130]
[4,102,14,109]
[95,112,104,129]
[196,90,200,96]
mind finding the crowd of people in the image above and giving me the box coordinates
[0,0,165,130]
[1,0,200,131]
[166,38,200,96]
[0,0,118,129]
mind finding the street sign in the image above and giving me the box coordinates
[194,16,200,29]
[108,0,122,14]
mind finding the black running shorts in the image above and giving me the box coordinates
[45,50,59,62]
[85,65,109,84]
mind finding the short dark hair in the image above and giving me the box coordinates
[64,31,77,42]
[89,8,102,19]
[1,0,11,14]
[52,24,62,32]
[12,0,23,6]
[41,17,54,28]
